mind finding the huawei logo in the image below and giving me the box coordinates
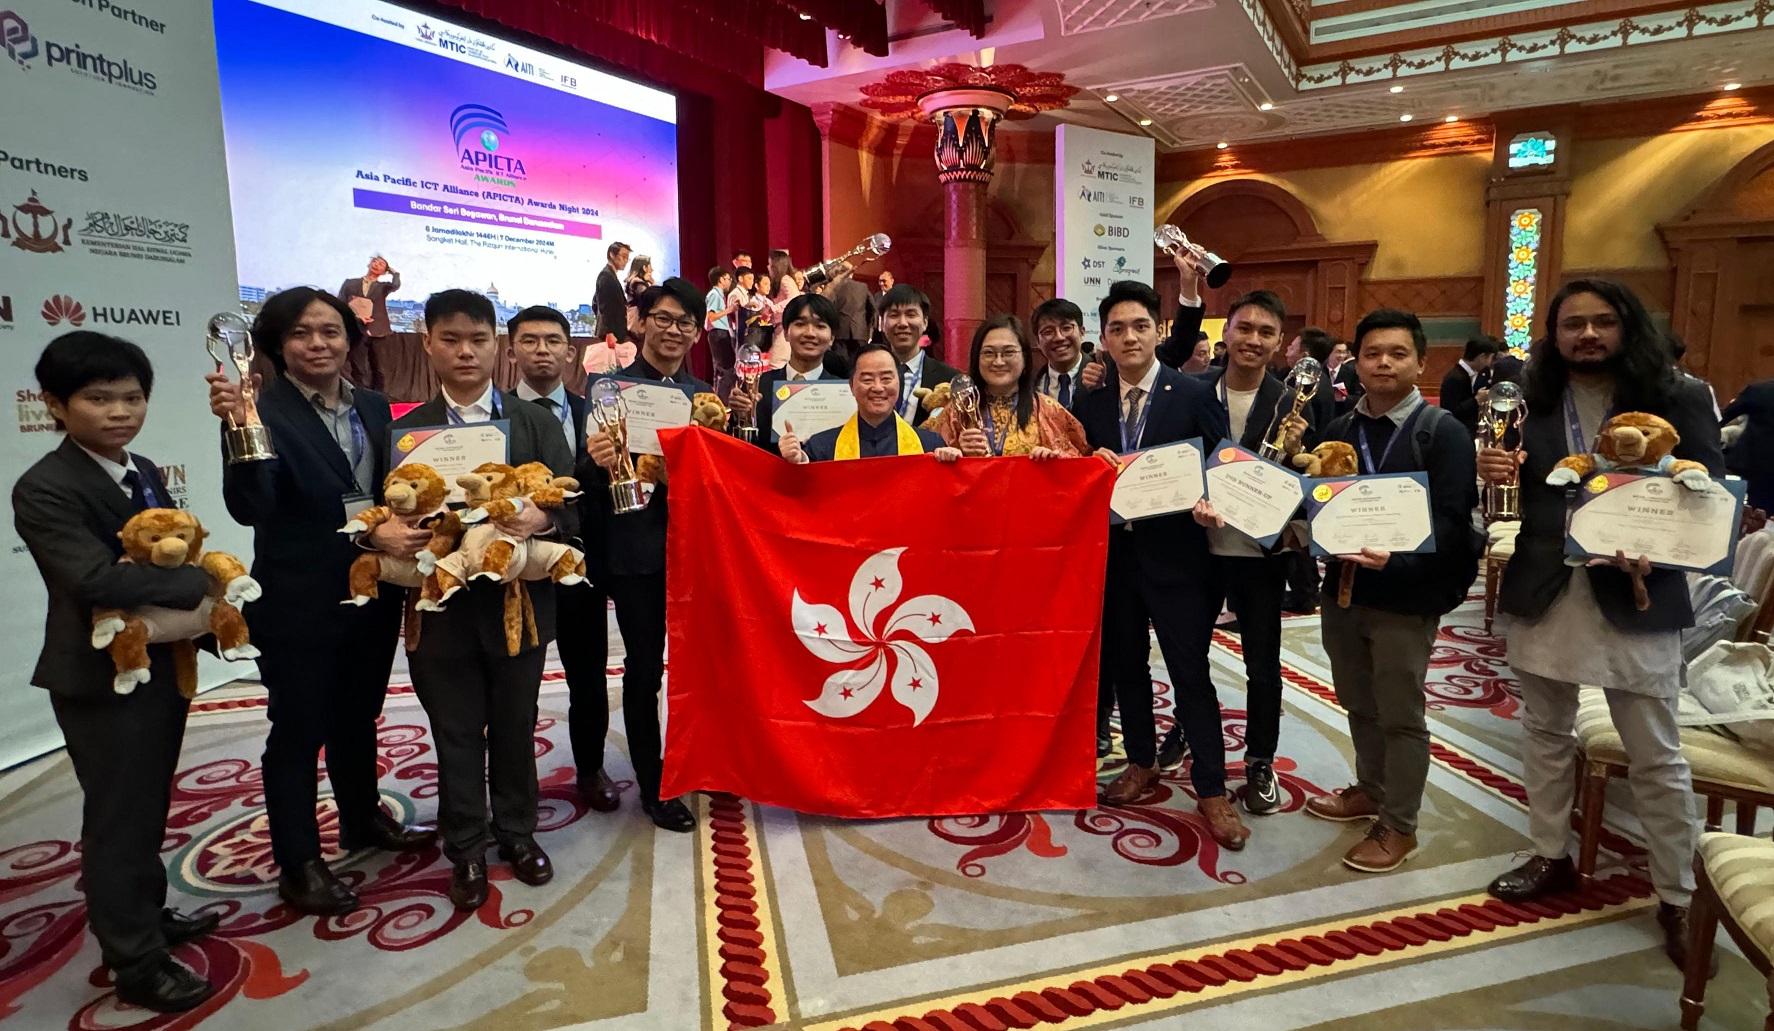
[40,294,84,326]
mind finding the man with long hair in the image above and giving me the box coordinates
[1480,278,1723,971]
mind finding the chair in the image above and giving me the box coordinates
[1680,833,1774,1030]
[1482,520,1520,634]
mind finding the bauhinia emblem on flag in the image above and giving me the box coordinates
[794,547,974,726]
[657,427,1114,818]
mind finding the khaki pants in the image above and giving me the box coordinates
[1320,603,1439,835]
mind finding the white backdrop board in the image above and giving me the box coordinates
[1054,125,1156,340]
[0,0,244,769]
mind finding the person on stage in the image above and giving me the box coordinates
[583,278,712,833]
[925,314,1089,459]
[15,333,223,1012]
[1075,282,1242,849]
[761,250,803,367]
[705,267,739,399]
[1480,279,1722,968]
[1303,309,1478,873]
[725,292,848,451]
[876,284,959,425]
[595,241,632,343]
[337,255,400,390]
[506,305,620,813]
[206,287,432,919]
[1185,290,1322,818]
[821,262,874,364]
[779,342,959,463]
[1030,299,1105,408]
[384,290,577,910]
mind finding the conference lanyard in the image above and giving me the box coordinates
[1562,389,1592,456]
[1356,404,1423,475]
[980,403,1008,456]
[344,406,368,470]
[446,392,503,425]
[1120,389,1153,452]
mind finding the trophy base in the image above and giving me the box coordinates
[223,425,276,464]
[609,478,649,515]
[1485,483,1521,523]
[737,425,758,442]
[1257,442,1287,464]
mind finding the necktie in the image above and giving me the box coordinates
[1058,371,1072,409]
[1123,386,1146,448]
[121,469,148,511]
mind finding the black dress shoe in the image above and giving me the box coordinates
[115,953,213,1013]
[579,769,621,813]
[277,858,358,915]
[1096,711,1113,759]
[497,839,553,886]
[160,907,219,946]
[1156,727,1186,771]
[642,798,696,833]
[340,809,436,853]
[449,859,489,911]
[1658,902,1720,977]
[1486,854,1576,902]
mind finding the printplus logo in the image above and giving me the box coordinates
[1,9,37,66]
[41,294,84,326]
[449,102,526,179]
[0,10,157,91]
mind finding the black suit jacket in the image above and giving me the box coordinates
[388,391,578,654]
[14,439,212,698]
[1439,363,1481,436]
[1499,377,1724,632]
[904,355,961,425]
[578,359,709,578]
[1723,379,1774,511]
[1195,366,1326,454]
[594,267,629,342]
[1078,364,1230,585]
[750,359,848,452]
[223,377,399,646]
[1330,362,1363,416]
[1157,302,1206,369]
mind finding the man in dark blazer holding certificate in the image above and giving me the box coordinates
[725,292,849,449]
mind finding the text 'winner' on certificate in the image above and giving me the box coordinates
[1110,438,1205,525]
[1305,472,1436,558]
[1203,441,1306,547]
[391,421,511,505]
[771,381,856,442]
[1564,471,1746,574]
[612,378,695,456]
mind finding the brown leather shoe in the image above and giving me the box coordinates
[1100,764,1159,806]
[1197,795,1249,851]
[1343,822,1417,873]
[1305,784,1380,823]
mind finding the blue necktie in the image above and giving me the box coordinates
[1058,371,1072,409]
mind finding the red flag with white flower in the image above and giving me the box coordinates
[657,428,1113,817]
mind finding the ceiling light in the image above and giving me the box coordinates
[1216,141,1229,150]
[1723,82,1742,91]
[1104,93,1119,102]
[1389,84,1404,94]
[1258,102,1274,111]
[798,11,812,20]
[1444,114,1458,123]
[1137,118,1153,126]
[1399,113,1413,122]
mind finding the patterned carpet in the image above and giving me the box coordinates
[0,598,1766,1029]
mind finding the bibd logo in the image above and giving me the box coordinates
[450,103,527,179]
[0,11,159,93]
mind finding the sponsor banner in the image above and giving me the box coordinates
[0,1,242,766]
[1054,126,1155,338]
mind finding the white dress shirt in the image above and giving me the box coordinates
[516,380,575,451]
[76,443,138,496]
[443,382,497,423]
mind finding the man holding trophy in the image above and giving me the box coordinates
[726,293,848,451]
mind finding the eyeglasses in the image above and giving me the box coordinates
[647,312,700,334]
[979,348,1022,363]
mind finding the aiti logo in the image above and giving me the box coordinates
[1,10,39,67]
[41,294,85,326]
[450,103,527,179]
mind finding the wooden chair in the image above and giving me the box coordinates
[1681,833,1774,1030]
[1482,520,1519,634]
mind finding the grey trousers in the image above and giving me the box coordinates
[1513,669,1697,906]
[1321,603,1439,835]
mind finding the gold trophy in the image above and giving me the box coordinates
[1258,356,1323,463]
[1482,380,1527,522]
[797,233,892,288]
[205,311,276,464]
[733,343,771,442]
[588,377,648,514]
[1155,224,1232,288]
[948,374,981,431]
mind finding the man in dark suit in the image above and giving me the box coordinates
[507,305,621,814]
[726,293,849,450]
[380,290,577,910]
[1076,281,1242,849]
[1481,279,1723,970]
[338,254,400,390]
[877,283,959,425]
[14,332,222,1011]
[1031,298,1105,408]
[583,278,711,833]
[1156,247,1207,371]
[1722,377,1774,511]
[1438,336,1498,436]
[780,343,956,463]
[822,263,874,363]
[594,241,632,343]
[206,287,432,919]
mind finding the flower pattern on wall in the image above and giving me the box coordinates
[1503,208,1542,356]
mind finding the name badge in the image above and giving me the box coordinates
[342,493,375,521]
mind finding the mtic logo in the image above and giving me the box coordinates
[41,294,85,326]
[417,22,435,43]
[450,103,527,179]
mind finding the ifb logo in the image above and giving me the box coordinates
[1,9,39,67]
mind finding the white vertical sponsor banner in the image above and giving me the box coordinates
[1054,125,1155,339]
[0,1,243,768]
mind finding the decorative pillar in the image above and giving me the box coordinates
[918,88,1010,360]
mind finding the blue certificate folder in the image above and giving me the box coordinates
[1562,471,1746,574]
[1202,439,1305,548]
[1303,471,1436,558]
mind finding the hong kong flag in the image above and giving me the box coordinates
[656,428,1114,817]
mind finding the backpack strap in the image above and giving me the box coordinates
[1408,402,1450,469]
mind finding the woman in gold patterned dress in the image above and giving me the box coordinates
[925,314,1090,459]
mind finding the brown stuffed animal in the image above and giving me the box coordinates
[635,392,729,485]
[1291,441,1359,479]
[340,463,462,609]
[916,381,952,427]
[91,509,261,698]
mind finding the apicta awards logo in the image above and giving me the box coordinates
[450,103,527,179]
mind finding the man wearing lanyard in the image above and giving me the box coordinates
[1303,309,1477,874]
[726,293,850,451]
[1075,282,1241,849]
[1030,298,1105,410]
[384,290,577,910]
[877,284,959,425]
[507,306,621,815]
[207,287,432,918]
[1479,280,1723,970]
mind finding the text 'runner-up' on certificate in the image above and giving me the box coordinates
[391,421,511,504]
[1564,471,1746,573]
[1110,438,1205,525]
[614,377,695,456]
[771,381,855,442]
[1202,441,1306,546]
[1305,472,1436,558]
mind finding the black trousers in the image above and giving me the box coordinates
[1102,542,1225,796]
[1212,552,1287,761]
[408,642,545,863]
[707,328,736,399]
[1282,550,1321,610]
[257,600,401,872]
[50,673,188,974]
[606,572,667,803]
[554,582,610,788]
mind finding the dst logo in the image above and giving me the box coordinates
[0,10,159,92]
[450,103,527,179]
[4,189,76,253]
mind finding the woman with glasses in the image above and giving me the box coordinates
[926,314,1090,459]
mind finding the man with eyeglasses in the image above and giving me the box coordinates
[1030,298,1106,410]
[584,278,712,833]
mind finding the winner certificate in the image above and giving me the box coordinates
[1203,441,1306,547]
[1305,472,1436,558]
[771,381,855,442]
[1109,438,1205,525]
[611,377,695,456]
[1564,472,1746,573]
[391,421,511,504]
